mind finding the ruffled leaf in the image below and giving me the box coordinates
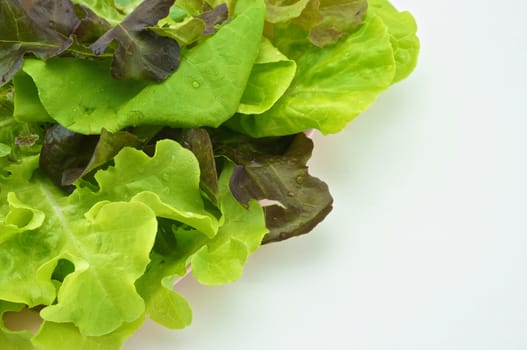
[191,161,268,284]
[33,316,145,350]
[75,139,219,237]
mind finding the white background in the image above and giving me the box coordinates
[125,0,527,349]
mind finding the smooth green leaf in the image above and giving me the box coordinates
[0,144,10,157]
[177,0,205,16]
[21,57,148,135]
[238,37,296,115]
[368,0,420,82]
[0,84,13,117]
[229,14,396,136]
[115,0,265,128]
[20,0,266,134]
[13,71,52,123]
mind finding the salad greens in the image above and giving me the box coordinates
[0,0,419,348]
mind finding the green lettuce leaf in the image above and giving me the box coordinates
[150,2,229,46]
[12,71,53,123]
[135,160,267,327]
[228,14,396,136]
[176,0,206,16]
[151,17,207,46]
[32,316,145,350]
[191,161,268,284]
[74,139,219,237]
[0,158,158,336]
[0,114,44,169]
[21,57,148,134]
[19,0,266,134]
[0,144,9,158]
[0,193,45,244]
[0,84,13,117]
[38,201,157,336]
[113,0,265,128]
[238,37,296,115]
[0,139,219,337]
[72,0,127,24]
[0,0,419,346]
[136,260,192,329]
[135,223,198,329]
[368,0,419,82]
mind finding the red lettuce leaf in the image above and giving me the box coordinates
[198,3,229,35]
[213,130,333,243]
[0,0,80,86]
[181,128,219,205]
[39,125,143,189]
[90,0,181,81]
[73,4,113,44]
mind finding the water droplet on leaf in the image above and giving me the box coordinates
[192,81,200,88]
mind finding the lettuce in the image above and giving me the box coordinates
[0,0,419,348]
[228,3,419,136]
